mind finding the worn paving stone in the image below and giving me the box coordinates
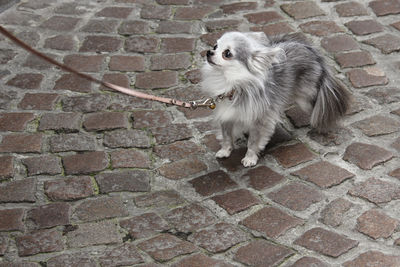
[348,67,388,88]
[83,112,128,131]
[335,2,369,17]
[163,203,217,233]
[104,129,151,148]
[319,198,353,227]
[154,140,204,161]
[158,157,207,180]
[190,170,238,197]
[81,19,119,33]
[0,208,24,231]
[118,20,150,35]
[344,251,400,266]
[290,257,329,267]
[132,110,172,129]
[73,196,128,222]
[40,15,80,31]
[234,240,294,266]
[49,133,97,153]
[281,1,325,19]
[66,220,122,248]
[63,151,109,175]
[242,166,285,191]
[335,51,375,68]
[0,178,36,203]
[109,55,145,72]
[366,87,400,105]
[61,94,109,113]
[95,170,150,193]
[363,34,400,54]
[95,6,133,18]
[16,229,64,256]
[220,2,258,14]
[27,202,71,229]
[352,115,400,137]
[244,11,283,25]
[47,253,96,267]
[141,4,171,20]
[39,112,81,132]
[0,235,7,256]
[241,206,303,238]
[172,253,234,267]
[125,36,160,53]
[348,177,400,204]
[389,168,400,180]
[294,227,358,257]
[134,190,185,208]
[174,6,214,20]
[0,133,42,153]
[321,35,359,53]
[369,0,400,16]
[22,155,62,176]
[0,112,35,131]
[356,209,398,239]
[63,54,105,72]
[291,161,354,188]
[285,106,311,128]
[211,189,260,215]
[299,20,343,37]
[43,35,76,51]
[99,243,144,267]
[188,222,247,253]
[6,73,43,89]
[18,93,58,111]
[110,149,152,169]
[44,176,94,201]
[120,213,170,239]
[251,22,295,36]
[270,143,316,168]
[0,156,14,181]
[138,234,198,262]
[345,19,383,35]
[268,182,324,211]
[54,74,92,93]
[343,142,394,170]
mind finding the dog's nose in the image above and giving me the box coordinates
[206,50,214,57]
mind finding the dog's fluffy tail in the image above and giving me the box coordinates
[310,70,351,133]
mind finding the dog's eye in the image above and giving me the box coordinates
[213,44,218,50]
[223,49,233,59]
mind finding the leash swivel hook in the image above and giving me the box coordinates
[190,98,216,110]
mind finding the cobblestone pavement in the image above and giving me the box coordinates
[1,0,400,266]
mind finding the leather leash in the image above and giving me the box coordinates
[0,25,216,110]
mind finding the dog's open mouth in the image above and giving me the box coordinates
[207,56,218,66]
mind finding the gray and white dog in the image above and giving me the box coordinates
[201,32,350,167]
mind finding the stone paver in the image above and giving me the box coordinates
[1,0,400,265]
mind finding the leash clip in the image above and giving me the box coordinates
[190,98,216,110]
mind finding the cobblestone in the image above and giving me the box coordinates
[1,0,400,265]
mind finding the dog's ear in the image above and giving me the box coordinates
[245,32,269,44]
[249,47,284,74]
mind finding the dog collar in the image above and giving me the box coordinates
[218,89,236,101]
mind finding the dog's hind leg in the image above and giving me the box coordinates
[216,122,234,158]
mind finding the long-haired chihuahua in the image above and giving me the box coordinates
[201,32,350,167]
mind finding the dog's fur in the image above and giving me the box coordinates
[201,32,350,167]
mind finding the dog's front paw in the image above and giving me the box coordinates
[216,148,232,158]
[241,155,258,167]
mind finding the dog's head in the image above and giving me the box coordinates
[205,32,284,78]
